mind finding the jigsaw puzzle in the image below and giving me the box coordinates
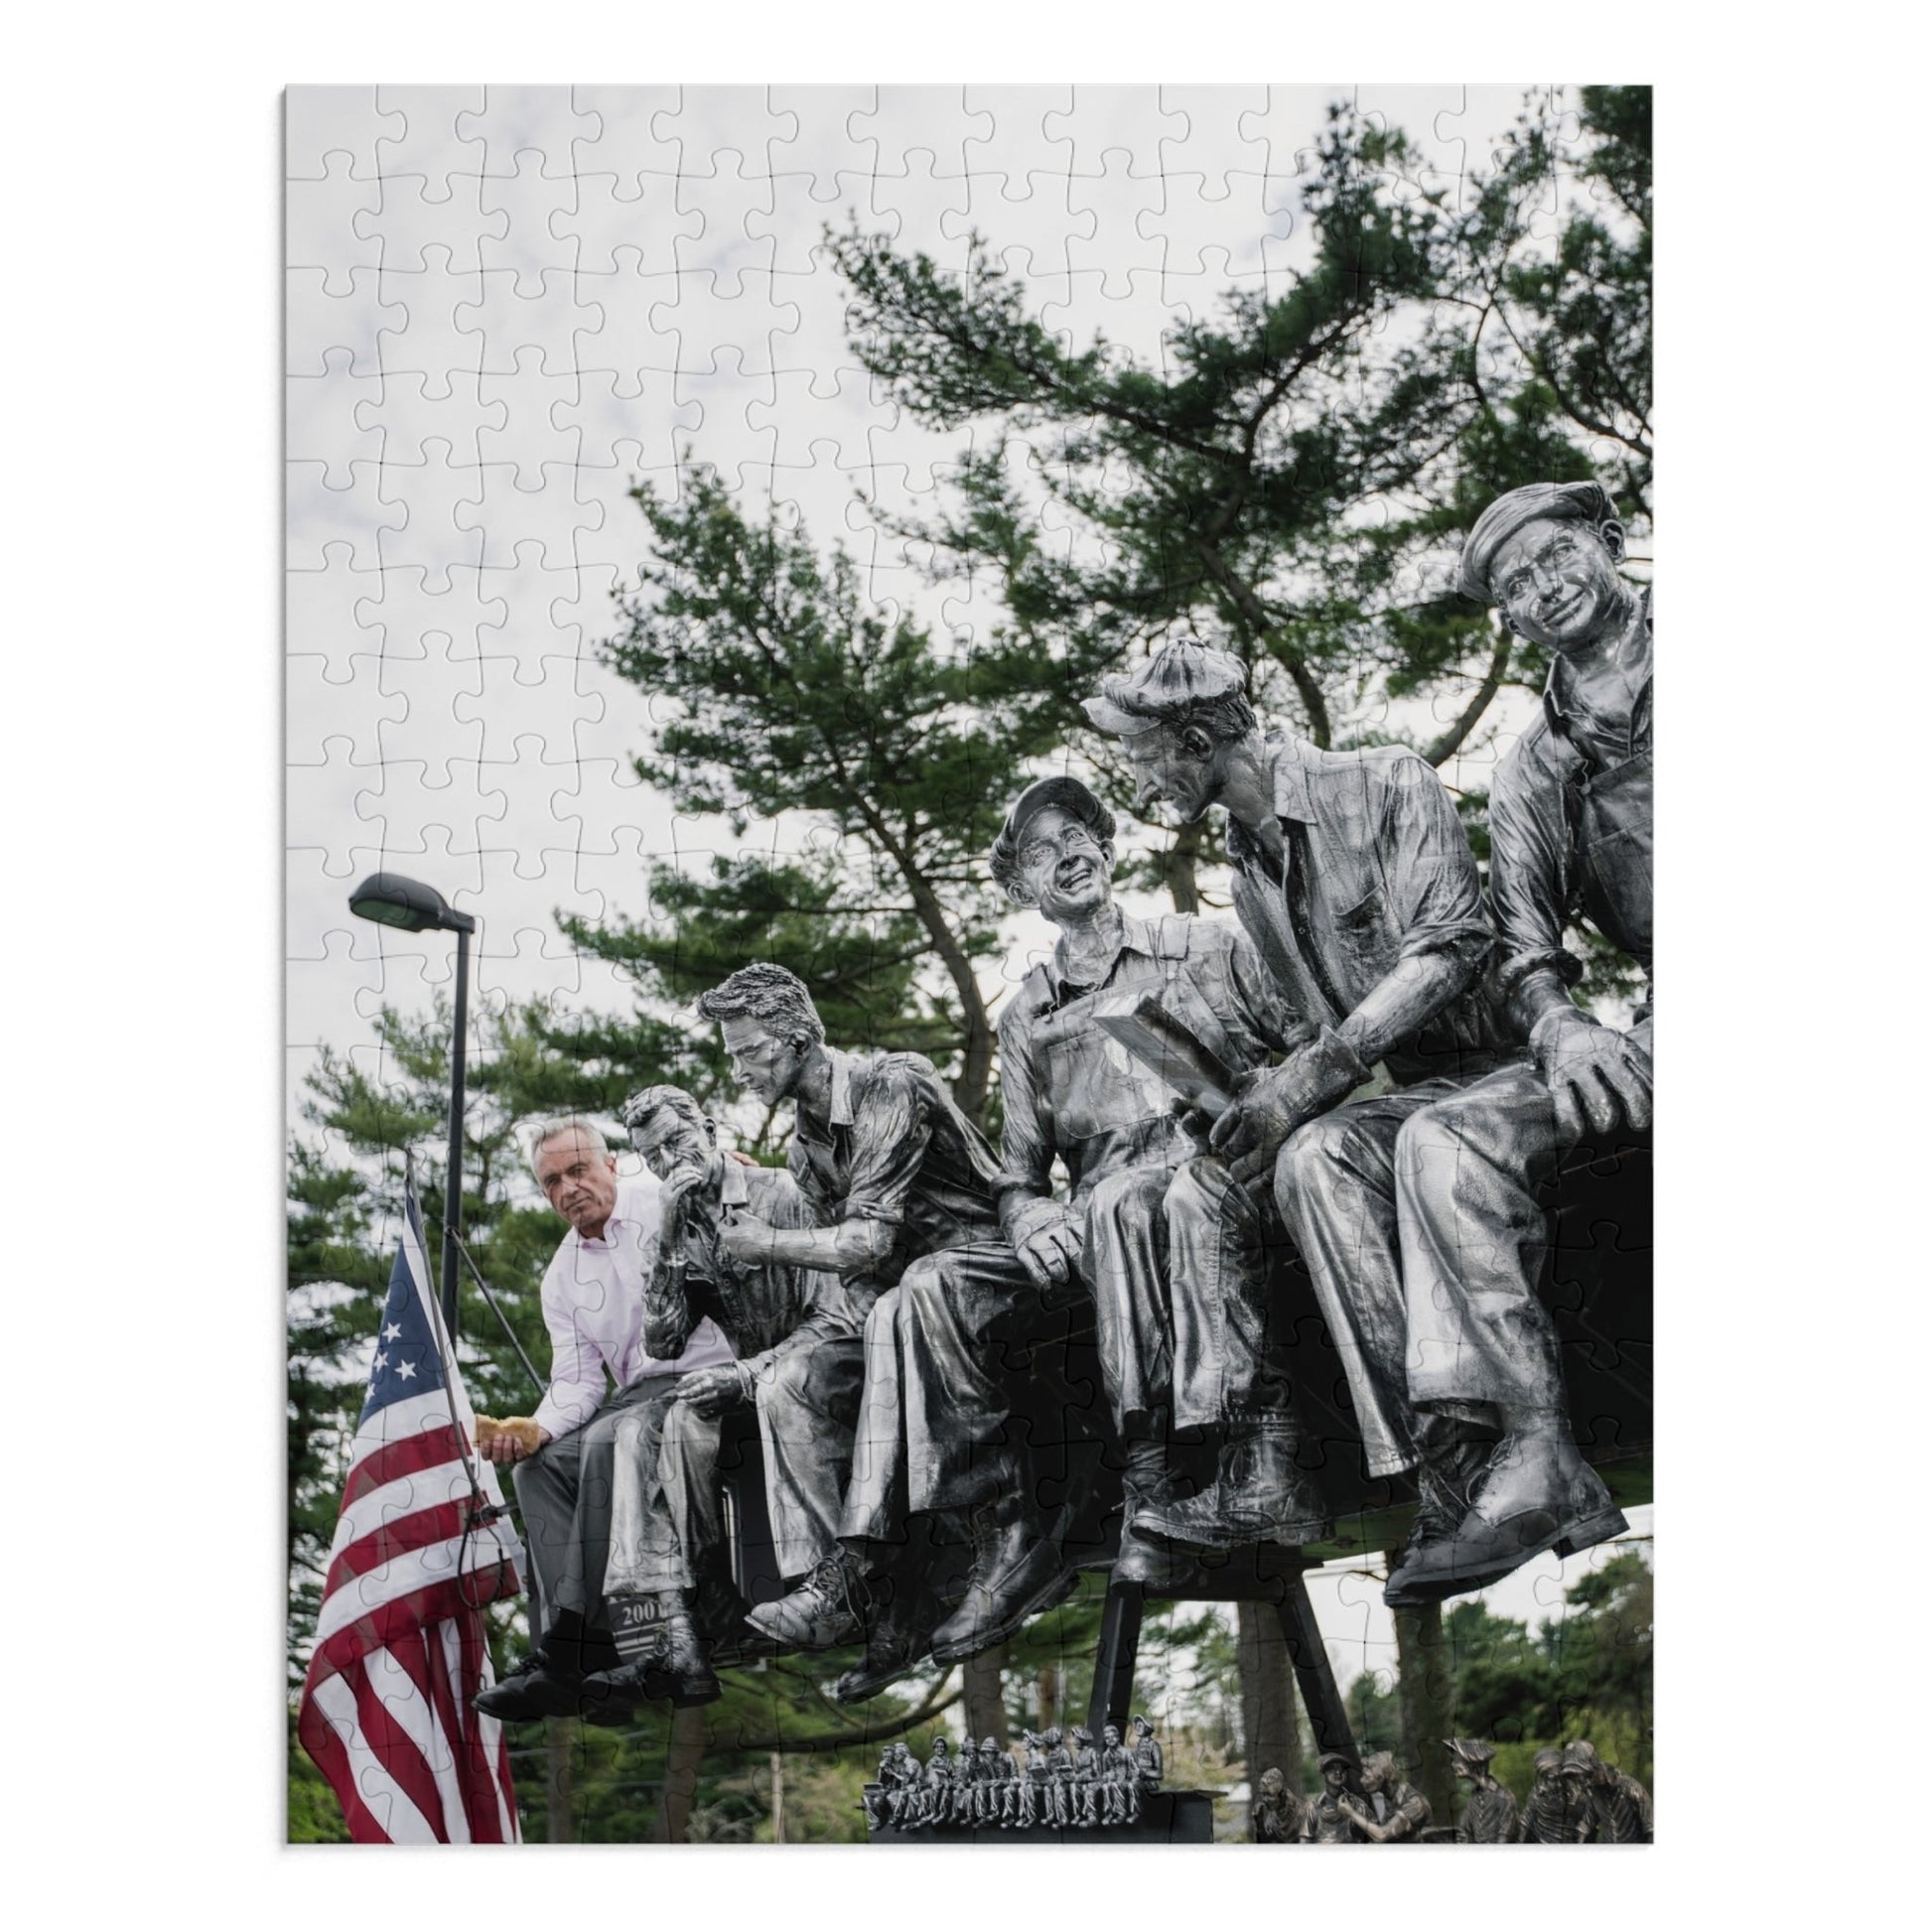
[286,83,1653,1847]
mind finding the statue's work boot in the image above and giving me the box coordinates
[836,1571,944,1704]
[1132,1416,1331,1551]
[930,1493,1076,1663]
[472,1648,583,1723]
[1081,1435,1180,1573]
[1381,1429,1497,1607]
[745,1548,869,1650]
[1385,1430,1626,1604]
[1113,1523,1233,1595]
[581,1591,721,1714]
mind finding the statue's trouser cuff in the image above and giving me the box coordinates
[1396,1062,1585,1417]
[1165,1154,1298,1431]
[510,1374,692,1633]
[1270,1073,1510,1478]
[603,1386,724,1598]
[838,1243,1056,1538]
[755,1333,865,1580]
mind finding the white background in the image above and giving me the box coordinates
[11,0,1917,1918]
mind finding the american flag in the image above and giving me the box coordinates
[297,1173,525,1843]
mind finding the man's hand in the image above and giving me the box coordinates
[717,1212,778,1264]
[1209,1027,1370,1190]
[1529,1006,1652,1146]
[474,1415,549,1465]
[1007,1198,1083,1293]
[672,1363,755,1417]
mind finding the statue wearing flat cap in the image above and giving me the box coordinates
[838,770,1312,1593]
[1083,640,1519,1557]
[1382,479,1648,1606]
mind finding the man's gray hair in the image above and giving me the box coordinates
[524,1114,609,1172]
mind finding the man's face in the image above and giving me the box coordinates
[1535,1760,1563,1791]
[720,1016,808,1105]
[534,1128,620,1237]
[631,1103,712,1185]
[1103,1725,1119,1748]
[1322,1761,1347,1792]
[1489,515,1626,656]
[1013,804,1114,922]
[1361,1761,1387,1797]
[1120,722,1227,825]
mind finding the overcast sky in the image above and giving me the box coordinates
[288,82,1574,1113]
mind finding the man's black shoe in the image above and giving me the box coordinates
[472,1650,583,1723]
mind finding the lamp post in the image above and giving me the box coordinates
[347,872,477,1337]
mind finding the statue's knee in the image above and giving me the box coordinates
[764,1346,815,1406]
[1088,1164,1167,1235]
[1395,1099,1478,1192]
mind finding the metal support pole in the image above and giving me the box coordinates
[441,922,471,1338]
[1275,1571,1357,1763]
[1087,1586,1146,1737]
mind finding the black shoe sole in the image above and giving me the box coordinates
[835,1639,935,1705]
[1385,1504,1630,1606]
[1131,1513,1334,1554]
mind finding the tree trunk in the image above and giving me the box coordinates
[1162,818,1203,914]
[1236,1599,1304,1795]
[769,1748,785,1845]
[1035,1661,1059,1733]
[544,1716,575,1844]
[963,1641,1010,1745]
[1388,1559,1454,1829]
[656,1703,706,1843]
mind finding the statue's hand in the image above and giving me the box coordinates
[1530,1006,1653,1146]
[1007,1198,1083,1292]
[673,1363,755,1417]
[1211,1027,1368,1190]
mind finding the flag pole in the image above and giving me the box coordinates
[441,919,472,1338]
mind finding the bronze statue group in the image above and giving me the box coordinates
[469,480,1655,1839]
[865,1716,1164,1834]
[1254,1736,1653,1845]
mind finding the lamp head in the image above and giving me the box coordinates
[346,872,475,934]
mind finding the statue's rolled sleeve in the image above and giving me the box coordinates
[838,1060,937,1224]
[639,1258,695,1363]
[1382,752,1495,981]
[1488,724,1585,999]
[993,999,1060,1229]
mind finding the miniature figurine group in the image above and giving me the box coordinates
[865,1717,1165,1834]
[1251,1737,1652,1845]
[469,479,1654,1730]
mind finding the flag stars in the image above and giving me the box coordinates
[395,1360,418,1380]
[382,1322,403,1342]
[373,1351,389,1372]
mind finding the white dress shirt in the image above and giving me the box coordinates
[531,1173,736,1439]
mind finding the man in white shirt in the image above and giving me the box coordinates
[471,1117,735,1723]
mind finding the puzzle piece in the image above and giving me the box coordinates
[289,82,1653,1848]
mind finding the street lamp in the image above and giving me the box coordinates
[347,872,477,1336]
